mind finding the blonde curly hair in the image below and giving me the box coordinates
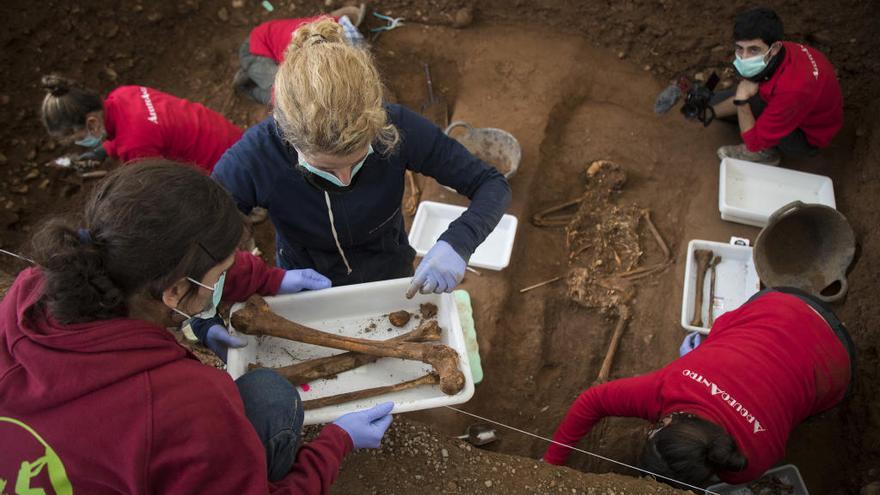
[273,18,399,156]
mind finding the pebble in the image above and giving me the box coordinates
[147,12,163,22]
[104,67,118,81]
[617,51,626,59]
[10,185,28,194]
[23,169,39,181]
[232,0,244,7]
[452,7,473,28]
[441,448,449,458]
[218,7,229,21]
[484,480,493,487]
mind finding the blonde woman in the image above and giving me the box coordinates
[213,18,511,296]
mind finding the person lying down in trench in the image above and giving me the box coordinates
[544,287,855,488]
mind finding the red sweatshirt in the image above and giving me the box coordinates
[544,292,850,484]
[0,253,352,494]
[742,41,843,152]
[101,86,244,172]
[248,16,337,63]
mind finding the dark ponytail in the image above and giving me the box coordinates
[641,414,747,488]
[32,160,246,324]
[40,74,104,137]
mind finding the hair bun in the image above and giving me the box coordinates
[290,17,345,49]
[41,74,73,97]
[707,436,748,472]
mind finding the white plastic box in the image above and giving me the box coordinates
[409,201,518,270]
[719,158,836,227]
[681,239,760,334]
[226,278,475,425]
[705,464,808,495]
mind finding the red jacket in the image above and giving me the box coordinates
[742,41,843,151]
[544,292,850,484]
[0,252,351,494]
[248,16,337,63]
[101,86,244,172]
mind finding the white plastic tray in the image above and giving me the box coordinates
[719,158,836,227]
[226,278,475,425]
[705,464,808,495]
[408,201,518,270]
[681,239,760,334]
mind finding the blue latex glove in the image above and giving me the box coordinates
[77,146,108,163]
[205,324,247,362]
[333,401,394,449]
[406,240,466,298]
[279,269,332,294]
[679,331,703,357]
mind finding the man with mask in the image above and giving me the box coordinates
[711,8,843,165]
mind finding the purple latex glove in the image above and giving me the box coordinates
[279,269,332,294]
[679,331,703,357]
[333,402,394,449]
[206,324,247,362]
[406,240,466,298]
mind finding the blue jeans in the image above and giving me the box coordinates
[235,369,304,481]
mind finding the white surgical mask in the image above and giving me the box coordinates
[171,271,227,321]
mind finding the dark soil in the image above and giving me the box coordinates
[1,1,878,493]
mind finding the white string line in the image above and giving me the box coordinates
[444,405,719,495]
[0,248,34,265]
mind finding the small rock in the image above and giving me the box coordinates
[38,178,50,190]
[452,7,473,28]
[388,310,411,327]
[642,64,652,71]
[694,71,706,82]
[23,169,39,181]
[617,51,626,59]
[232,0,244,7]
[147,12,162,22]
[10,185,28,195]
[104,66,118,81]
[217,7,229,21]
[484,480,493,488]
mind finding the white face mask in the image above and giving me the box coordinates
[295,145,374,187]
[171,271,226,321]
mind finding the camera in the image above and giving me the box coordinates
[680,73,719,127]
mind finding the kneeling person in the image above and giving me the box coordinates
[713,8,843,165]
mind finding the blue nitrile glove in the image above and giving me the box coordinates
[679,331,703,357]
[77,146,108,163]
[279,269,332,294]
[406,240,466,298]
[190,316,247,362]
[332,401,394,449]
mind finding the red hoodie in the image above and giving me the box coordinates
[742,41,843,152]
[248,16,337,63]
[0,251,352,494]
[543,292,850,484]
[101,86,244,172]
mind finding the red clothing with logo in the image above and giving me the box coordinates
[248,16,337,63]
[0,253,352,494]
[543,292,850,484]
[742,41,843,151]
[101,86,243,172]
